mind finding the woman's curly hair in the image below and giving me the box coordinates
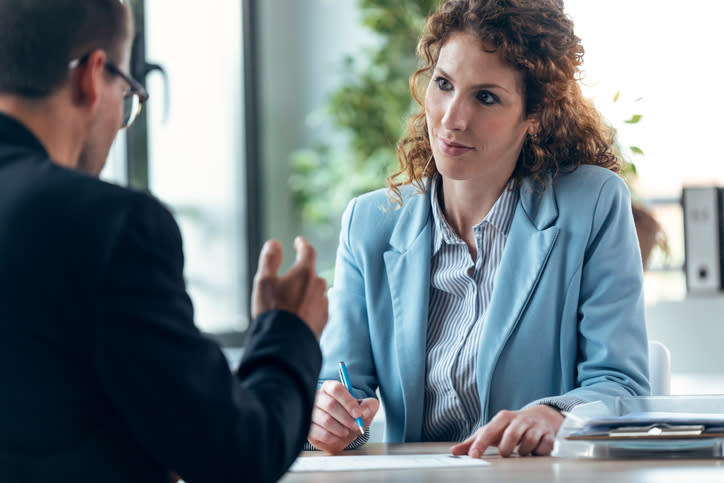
[388,0,619,205]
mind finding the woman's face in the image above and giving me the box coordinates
[425,31,537,186]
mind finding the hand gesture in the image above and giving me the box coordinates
[451,405,564,458]
[251,237,328,338]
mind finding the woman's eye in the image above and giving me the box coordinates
[435,77,452,91]
[477,90,498,105]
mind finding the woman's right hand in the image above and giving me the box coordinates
[307,380,380,454]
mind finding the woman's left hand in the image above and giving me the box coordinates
[451,405,564,458]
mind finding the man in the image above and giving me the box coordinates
[0,1,327,482]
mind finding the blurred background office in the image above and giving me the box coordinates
[105,0,724,393]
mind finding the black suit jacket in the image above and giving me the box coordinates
[0,113,322,483]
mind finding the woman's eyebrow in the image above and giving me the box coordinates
[435,67,513,94]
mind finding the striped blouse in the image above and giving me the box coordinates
[422,176,518,442]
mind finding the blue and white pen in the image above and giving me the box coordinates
[338,361,365,435]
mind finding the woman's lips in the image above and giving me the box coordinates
[438,137,473,156]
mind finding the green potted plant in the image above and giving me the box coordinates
[290,0,439,235]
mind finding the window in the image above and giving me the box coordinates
[126,1,253,336]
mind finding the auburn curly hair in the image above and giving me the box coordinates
[388,0,619,205]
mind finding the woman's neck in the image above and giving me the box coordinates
[438,175,511,259]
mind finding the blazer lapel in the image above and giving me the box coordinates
[477,177,560,420]
[383,189,432,442]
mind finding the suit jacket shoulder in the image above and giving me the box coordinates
[552,164,627,211]
[342,183,432,256]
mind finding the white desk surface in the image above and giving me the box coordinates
[280,442,723,483]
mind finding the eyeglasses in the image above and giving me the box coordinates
[68,53,149,129]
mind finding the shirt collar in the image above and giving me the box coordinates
[0,112,50,159]
[430,175,519,254]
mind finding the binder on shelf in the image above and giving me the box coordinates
[682,186,723,294]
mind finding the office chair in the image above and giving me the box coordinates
[648,340,672,396]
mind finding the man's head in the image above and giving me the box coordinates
[0,0,142,175]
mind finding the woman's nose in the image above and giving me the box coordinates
[441,96,469,131]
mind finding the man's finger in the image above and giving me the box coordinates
[256,239,283,278]
[294,236,317,267]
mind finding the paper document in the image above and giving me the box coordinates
[289,453,490,472]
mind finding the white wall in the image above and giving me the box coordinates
[647,297,724,394]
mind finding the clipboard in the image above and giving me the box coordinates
[566,424,724,440]
[553,397,724,459]
[564,412,724,441]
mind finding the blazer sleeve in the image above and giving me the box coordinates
[317,197,379,400]
[92,194,321,483]
[557,175,650,406]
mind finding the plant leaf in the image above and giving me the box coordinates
[630,146,644,155]
[624,114,643,124]
[613,91,621,103]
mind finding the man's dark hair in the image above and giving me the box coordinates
[0,0,131,98]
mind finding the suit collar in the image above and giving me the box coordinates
[388,181,433,252]
[476,173,561,420]
[384,181,434,440]
[518,173,559,230]
[0,112,49,159]
[388,173,559,254]
[384,222,432,442]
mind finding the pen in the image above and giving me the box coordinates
[338,361,365,435]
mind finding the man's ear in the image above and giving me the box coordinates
[71,49,106,114]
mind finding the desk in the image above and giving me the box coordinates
[280,443,724,482]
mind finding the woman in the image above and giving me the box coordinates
[308,0,649,457]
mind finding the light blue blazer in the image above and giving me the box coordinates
[319,165,650,442]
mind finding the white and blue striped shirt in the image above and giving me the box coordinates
[422,176,519,442]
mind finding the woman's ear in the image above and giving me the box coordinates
[527,118,540,138]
